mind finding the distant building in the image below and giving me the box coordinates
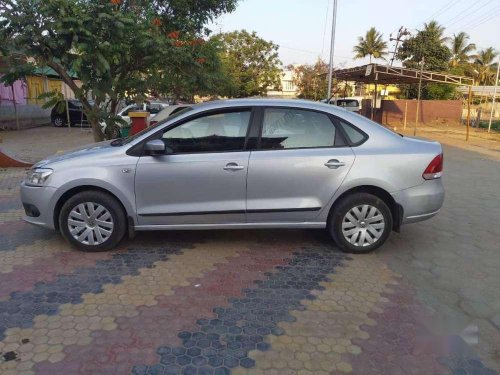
[267,69,298,98]
[0,57,81,129]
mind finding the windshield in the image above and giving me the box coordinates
[112,106,193,146]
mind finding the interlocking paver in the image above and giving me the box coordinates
[0,144,498,374]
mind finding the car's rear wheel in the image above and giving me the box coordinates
[59,191,126,252]
[329,193,392,253]
[53,116,66,127]
[105,124,121,139]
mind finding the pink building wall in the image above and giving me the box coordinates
[0,77,27,106]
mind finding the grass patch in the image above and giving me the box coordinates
[478,121,500,132]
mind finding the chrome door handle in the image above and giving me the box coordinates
[223,163,245,171]
[324,159,346,169]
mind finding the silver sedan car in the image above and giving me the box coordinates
[20,99,444,253]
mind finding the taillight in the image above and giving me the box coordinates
[423,153,443,180]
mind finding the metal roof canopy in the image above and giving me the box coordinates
[333,64,474,86]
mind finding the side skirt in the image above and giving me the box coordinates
[134,222,327,231]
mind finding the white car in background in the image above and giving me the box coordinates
[101,102,169,138]
[323,97,363,113]
[148,104,192,126]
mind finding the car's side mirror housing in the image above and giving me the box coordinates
[144,139,166,155]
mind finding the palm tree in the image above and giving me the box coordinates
[422,20,448,43]
[353,27,388,63]
[449,32,476,67]
[475,47,498,85]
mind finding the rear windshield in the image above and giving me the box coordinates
[336,99,359,108]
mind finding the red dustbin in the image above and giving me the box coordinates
[129,111,150,135]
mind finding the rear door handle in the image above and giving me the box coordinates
[223,162,245,171]
[324,159,346,169]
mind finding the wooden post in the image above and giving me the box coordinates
[466,85,472,141]
[371,83,377,120]
[66,99,71,128]
[11,85,20,131]
[415,58,424,136]
[403,100,408,130]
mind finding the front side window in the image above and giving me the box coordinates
[161,110,251,154]
[260,108,339,150]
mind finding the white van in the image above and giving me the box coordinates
[323,96,363,113]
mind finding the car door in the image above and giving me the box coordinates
[68,101,80,124]
[246,107,355,223]
[135,108,252,226]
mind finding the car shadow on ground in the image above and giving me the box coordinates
[120,228,340,252]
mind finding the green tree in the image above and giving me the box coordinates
[422,20,449,43]
[291,60,329,100]
[0,0,237,141]
[449,32,476,68]
[397,24,451,71]
[423,84,457,100]
[213,30,282,97]
[353,27,388,63]
[155,38,233,102]
[474,47,498,85]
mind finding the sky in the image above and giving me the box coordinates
[208,0,500,68]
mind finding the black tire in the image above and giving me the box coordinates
[59,190,127,252]
[108,126,121,139]
[52,116,66,127]
[328,193,393,254]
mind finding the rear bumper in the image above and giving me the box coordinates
[20,182,57,230]
[392,179,445,224]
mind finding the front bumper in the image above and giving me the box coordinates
[20,182,58,229]
[392,179,445,224]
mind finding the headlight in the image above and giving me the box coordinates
[25,168,53,186]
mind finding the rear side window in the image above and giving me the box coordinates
[337,120,367,145]
[260,108,342,150]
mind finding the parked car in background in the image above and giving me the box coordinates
[323,96,363,113]
[149,104,192,126]
[101,102,169,138]
[51,100,94,127]
[21,99,444,253]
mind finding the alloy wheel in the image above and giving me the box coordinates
[341,204,385,247]
[54,117,64,127]
[67,202,114,245]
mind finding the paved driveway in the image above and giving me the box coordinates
[0,145,498,375]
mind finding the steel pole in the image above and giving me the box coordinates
[403,100,408,130]
[326,0,338,99]
[488,59,500,133]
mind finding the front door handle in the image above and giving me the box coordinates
[223,162,245,171]
[324,159,346,169]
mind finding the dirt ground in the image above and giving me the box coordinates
[387,121,500,161]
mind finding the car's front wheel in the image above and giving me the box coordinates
[59,191,126,251]
[329,193,392,253]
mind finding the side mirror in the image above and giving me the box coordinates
[144,139,166,155]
